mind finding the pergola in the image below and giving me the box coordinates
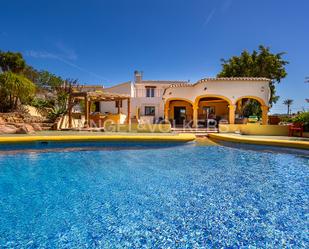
[68,91,131,128]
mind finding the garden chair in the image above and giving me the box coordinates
[288,123,304,137]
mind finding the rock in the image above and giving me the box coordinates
[0,117,5,125]
[6,122,23,128]
[4,124,18,129]
[16,124,35,134]
[0,125,17,134]
[31,123,42,131]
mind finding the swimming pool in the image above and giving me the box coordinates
[0,142,308,248]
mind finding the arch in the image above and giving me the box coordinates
[165,97,194,106]
[194,94,232,107]
[235,95,269,125]
[235,95,267,107]
[194,94,233,126]
[164,98,194,126]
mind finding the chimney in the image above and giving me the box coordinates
[134,70,142,83]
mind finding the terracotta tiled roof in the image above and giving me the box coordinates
[136,80,189,84]
[197,77,270,83]
[169,83,193,88]
[167,77,270,89]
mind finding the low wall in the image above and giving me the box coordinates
[104,123,171,133]
[219,124,289,136]
[219,124,245,133]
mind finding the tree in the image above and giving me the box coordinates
[46,78,79,121]
[35,70,64,90]
[218,45,288,106]
[22,66,39,83]
[283,99,293,115]
[0,51,26,73]
[0,71,36,112]
[241,99,262,117]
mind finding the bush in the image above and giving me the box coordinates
[292,111,309,131]
[47,106,66,122]
[0,71,36,112]
[31,98,53,109]
[280,116,293,123]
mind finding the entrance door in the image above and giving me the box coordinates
[174,107,186,125]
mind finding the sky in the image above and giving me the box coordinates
[0,0,308,114]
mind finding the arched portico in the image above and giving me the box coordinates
[193,95,235,126]
[164,98,194,127]
[235,96,269,125]
[163,78,271,127]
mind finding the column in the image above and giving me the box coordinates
[85,97,89,127]
[193,105,198,128]
[228,104,236,124]
[68,95,72,128]
[164,102,169,121]
[117,100,122,114]
[126,98,131,125]
[261,105,269,125]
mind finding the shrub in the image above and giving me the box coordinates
[47,106,66,122]
[0,72,36,112]
[292,111,309,131]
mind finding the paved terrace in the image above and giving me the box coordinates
[208,133,309,150]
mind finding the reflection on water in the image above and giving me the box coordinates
[0,141,193,155]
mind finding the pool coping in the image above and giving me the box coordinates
[0,133,196,144]
[209,133,309,150]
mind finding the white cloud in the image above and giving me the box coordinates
[55,42,78,60]
[203,8,216,26]
[221,0,233,13]
[25,50,106,81]
[25,50,58,59]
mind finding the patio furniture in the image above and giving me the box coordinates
[288,123,304,137]
[248,116,259,123]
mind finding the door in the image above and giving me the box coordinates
[174,107,186,125]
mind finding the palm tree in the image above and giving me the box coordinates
[0,71,35,112]
[283,99,294,115]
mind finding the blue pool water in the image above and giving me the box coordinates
[0,142,308,248]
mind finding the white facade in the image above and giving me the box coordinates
[100,81,133,115]
[99,72,271,125]
[100,72,188,122]
[134,81,179,120]
[164,77,271,106]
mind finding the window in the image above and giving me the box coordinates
[146,87,155,97]
[145,106,155,116]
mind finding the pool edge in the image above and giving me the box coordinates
[208,133,309,150]
[0,134,196,144]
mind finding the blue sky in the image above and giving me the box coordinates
[0,0,308,113]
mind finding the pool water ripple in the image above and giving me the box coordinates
[0,143,308,248]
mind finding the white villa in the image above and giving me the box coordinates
[96,71,270,127]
